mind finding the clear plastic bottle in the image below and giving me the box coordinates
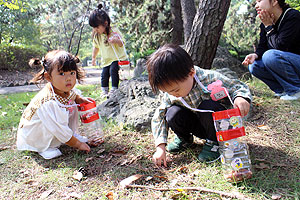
[212,108,252,182]
[219,138,252,182]
[77,99,104,141]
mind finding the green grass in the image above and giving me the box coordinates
[0,79,299,200]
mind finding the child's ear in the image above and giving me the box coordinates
[44,72,51,82]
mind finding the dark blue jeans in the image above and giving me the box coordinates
[165,100,226,143]
[101,61,120,88]
[249,49,300,95]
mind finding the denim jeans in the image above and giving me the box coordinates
[165,100,226,142]
[101,61,120,88]
[248,49,300,95]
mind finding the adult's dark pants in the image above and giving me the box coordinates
[101,61,120,88]
[165,100,226,143]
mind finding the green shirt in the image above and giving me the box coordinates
[92,27,127,68]
[151,66,252,147]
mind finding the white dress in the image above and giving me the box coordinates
[17,83,79,152]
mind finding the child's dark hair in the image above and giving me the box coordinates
[89,4,111,37]
[29,50,85,83]
[147,44,194,94]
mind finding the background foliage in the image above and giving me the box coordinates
[0,0,300,69]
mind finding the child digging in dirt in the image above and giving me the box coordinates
[146,44,252,167]
[17,50,92,159]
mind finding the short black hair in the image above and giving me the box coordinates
[146,44,194,93]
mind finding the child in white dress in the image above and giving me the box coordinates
[17,50,91,159]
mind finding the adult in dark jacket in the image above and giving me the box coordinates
[242,0,300,100]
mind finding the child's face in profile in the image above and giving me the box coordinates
[93,21,108,34]
[159,69,195,98]
[47,66,77,96]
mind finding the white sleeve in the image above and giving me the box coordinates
[36,100,73,143]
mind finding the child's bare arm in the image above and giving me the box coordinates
[66,136,91,152]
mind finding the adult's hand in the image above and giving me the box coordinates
[242,53,258,66]
[152,143,167,167]
[258,9,274,27]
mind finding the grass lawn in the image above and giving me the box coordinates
[0,79,299,200]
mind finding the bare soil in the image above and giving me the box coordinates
[0,69,38,88]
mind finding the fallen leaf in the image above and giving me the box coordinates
[97,148,105,154]
[40,189,54,199]
[0,146,10,151]
[24,180,39,186]
[271,194,282,200]
[72,171,83,181]
[145,176,153,181]
[106,191,114,200]
[119,174,143,189]
[85,157,94,162]
[105,155,113,162]
[154,175,168,180]
[177,166,188,173]
[254,162,270,170]
[112,150,126,156]
[257,124,269,130]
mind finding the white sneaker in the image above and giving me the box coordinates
[274,92,286,97]
[280,91,300,100]
[39,148,62,159]
[74,133,88,143]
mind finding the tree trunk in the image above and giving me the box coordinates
[185,0,231,69]
[170,0,183,45]
[181,0,196,44]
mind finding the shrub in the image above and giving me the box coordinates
[0,44,46,71]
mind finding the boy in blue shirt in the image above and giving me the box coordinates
[147,44,251,167]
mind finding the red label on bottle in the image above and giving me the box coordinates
[80,111,100,123]
[213,108,246,141]
[216,127,246,141]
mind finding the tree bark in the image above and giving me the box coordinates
[185,0,231,69]
[170,0,183,45]
[181,0,196,44]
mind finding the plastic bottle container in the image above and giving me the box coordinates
[212,108,252,182]
[77,99,103,140]
[219,138,252,182]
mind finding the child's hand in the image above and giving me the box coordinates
[153,144,167,167]
[233,97,250,117]
[76,96,93,104]
[78,142,91,153]
[66,136,91,153]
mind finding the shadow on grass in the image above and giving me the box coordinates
[247,143,300,196]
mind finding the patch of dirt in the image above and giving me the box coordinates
[0,69,38,88]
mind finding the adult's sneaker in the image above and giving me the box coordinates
[280,91,300,100]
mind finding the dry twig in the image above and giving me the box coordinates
[126,185,252,200]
